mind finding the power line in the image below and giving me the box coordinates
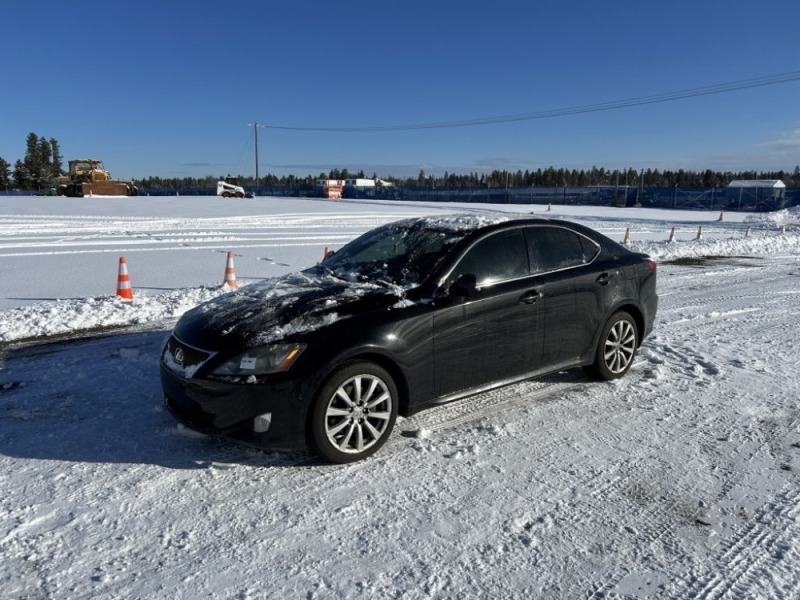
[265,70,800,132]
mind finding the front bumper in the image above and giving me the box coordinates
[160,363,312,450]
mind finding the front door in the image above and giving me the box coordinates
[432,228,544,397]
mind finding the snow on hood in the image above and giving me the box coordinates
[176,268,409,348]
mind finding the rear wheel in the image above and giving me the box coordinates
[310,361,398,463]
[584,311,638,380]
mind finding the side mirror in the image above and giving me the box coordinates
[449,273,477,298]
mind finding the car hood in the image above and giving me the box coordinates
[174,268,411,350]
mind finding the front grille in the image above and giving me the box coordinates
[163,334,215,376]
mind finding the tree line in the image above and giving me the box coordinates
[2,132,799,191]
[137,166,800,192]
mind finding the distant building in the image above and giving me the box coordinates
[344,178,376,189]
[314,178,394,199]
[726,180,787,210]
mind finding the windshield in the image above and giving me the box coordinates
[318,220,469,287]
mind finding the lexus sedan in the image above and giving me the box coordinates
[161,215,657,463]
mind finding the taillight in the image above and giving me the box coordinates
[645,259,657,273]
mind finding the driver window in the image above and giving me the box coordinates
[452,229,529,287]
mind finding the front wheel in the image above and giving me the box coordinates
[310,361,398,463]
[585,311,638,380]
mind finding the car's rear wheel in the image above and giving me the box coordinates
[310,361,398,463]
[585,311,638,380]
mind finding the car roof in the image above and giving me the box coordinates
[388,214,569,234]
[396,214,622,254]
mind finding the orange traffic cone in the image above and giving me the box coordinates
[223,251,237,288]
[116,257,133,301]
[623,227,631,244]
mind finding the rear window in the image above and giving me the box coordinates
[526,227,599,273]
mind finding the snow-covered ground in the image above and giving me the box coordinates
[1,196,799,598]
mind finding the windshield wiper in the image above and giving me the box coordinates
[317,264,347,281]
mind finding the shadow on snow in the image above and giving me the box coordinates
[0,330,314,469]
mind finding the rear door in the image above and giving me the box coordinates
[524,226,607,365]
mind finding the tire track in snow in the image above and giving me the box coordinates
[399,374,588,436]
[670,485,800,599]
[565,262,800,597]
[565,424,722,597]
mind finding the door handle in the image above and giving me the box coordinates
[596,273,611,286]
[520,290,542,305]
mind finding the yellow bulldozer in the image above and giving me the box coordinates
[55,159,138,197]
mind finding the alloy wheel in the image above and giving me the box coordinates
[324,373,394,455]
[603,318,637,375]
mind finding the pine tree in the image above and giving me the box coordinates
[50,138,64,178]
[36,137,52,188]
[12,159,31,189]
[0,157,11,190]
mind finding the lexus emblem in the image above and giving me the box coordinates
[174,347,184,366]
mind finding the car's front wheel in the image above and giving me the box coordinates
[310,361,398,463]
[585,311,638,380]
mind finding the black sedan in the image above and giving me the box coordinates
[161,215,657,463]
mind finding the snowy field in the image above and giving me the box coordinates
[1,195,800,599]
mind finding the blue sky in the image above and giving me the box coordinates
[2,0,799,180]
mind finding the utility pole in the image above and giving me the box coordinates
[248,122,264,196]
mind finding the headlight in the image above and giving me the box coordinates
[211,343,306,377]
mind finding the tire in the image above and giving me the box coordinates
[222,191,231,198]
[310,361,398,463]
[235,192,244,198]
[584,311,638,381]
